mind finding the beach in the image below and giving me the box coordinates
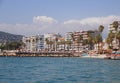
[81,54,107,59]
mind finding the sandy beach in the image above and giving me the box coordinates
[81,54,107,59]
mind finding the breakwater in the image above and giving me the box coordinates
[0,51,81,57]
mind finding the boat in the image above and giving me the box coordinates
[105,51,120,60]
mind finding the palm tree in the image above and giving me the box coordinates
[87,33,94,50]
[65,40,72,51]
[113,21,119,31]
[106,37,113,49]
[76,35,83,51]
[70,33,75,51]
[45,38,54,51]
[49,41,53,51]
[45,38,50,51]
[62,40,66,51]
[106,30,116,49]
[112,21,119,50]
[83,39,88,45]
[95,34,103,53]
[57,39,66,51]
[57,41,61,51]
[116,31,120,48]
[54,38,58,51]
[99,25,104,33]
[97,25,104,53]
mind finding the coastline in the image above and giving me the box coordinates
[0,52,107,59]
[81,54,106,59]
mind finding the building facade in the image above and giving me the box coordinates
[22,35,44,52]
[44,33,62,51]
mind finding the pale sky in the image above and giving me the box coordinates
[0,0,120,38]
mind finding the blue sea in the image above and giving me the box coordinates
[0,57,120,83]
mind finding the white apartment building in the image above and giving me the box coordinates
[22,35,44,52]
[64,32,73,51]
[65,32,73,41]
[44,33,62,51]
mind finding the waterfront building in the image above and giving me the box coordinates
[36,35,45,51]
[22,35,44,52]
[71,31,89,51]
[44,33,62,51]
[73,31,82,51]
[65,32,73,41]
[108,21,120,50]
[72,30,101,51]
[57,37,65,51]
[64,32,73,51]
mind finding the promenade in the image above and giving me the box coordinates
[0,51,108,59]
[0,51,81,57]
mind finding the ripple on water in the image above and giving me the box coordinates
[0,57,120,83]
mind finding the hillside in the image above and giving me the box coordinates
[0,31,23,42]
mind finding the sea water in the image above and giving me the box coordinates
[0,57,120,83]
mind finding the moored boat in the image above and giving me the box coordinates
[105,51,120,60]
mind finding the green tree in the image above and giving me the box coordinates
[106,21,119,49]
[76,35,83,51]
[70,33,75,51]
[54,38,58,51]
[62,40,66,51]
[87,33,94,50]
[113,21,119,31]
[97,25,104,53]
[83,39,88,45]
[106,31,115,47]
[65,40,72,51]
[4,42,23,50]
[49,41,53,51]
[106,37,113,49]
[116,31,120,48]
[0,44,6,51]
[45,38,50,51]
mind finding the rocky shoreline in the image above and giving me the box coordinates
[0,52,107,58]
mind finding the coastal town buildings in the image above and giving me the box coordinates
[64,32,73,51]
[65,32,73,41]
[22,35,44,52]
[72,30,100,51]
[44,33,62,51]
[21,21,120,53]
[22,30,102,52]
[1,21,120,56]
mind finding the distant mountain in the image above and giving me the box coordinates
[0,31,23,42]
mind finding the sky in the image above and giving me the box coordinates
[0,0,120,38]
